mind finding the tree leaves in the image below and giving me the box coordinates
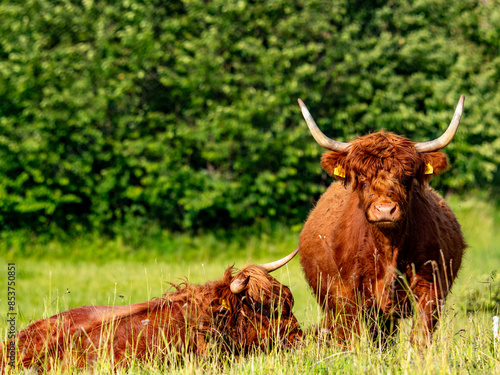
[1,0,499,235]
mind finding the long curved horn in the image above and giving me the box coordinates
[230,249,299,294]
[298,99,350,152]
[415,95,465,153]
[257,248,299,273]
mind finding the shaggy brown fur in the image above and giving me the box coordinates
[1,265,301,372]
[300,131,466,343]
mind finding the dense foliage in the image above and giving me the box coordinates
[1,0,499,236]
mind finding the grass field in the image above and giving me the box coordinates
[1,195,499,373]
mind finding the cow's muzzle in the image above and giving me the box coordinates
[369,202,401,224]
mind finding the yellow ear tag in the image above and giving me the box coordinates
[333,165,346,178]
[221,299,231,312]
[424,163,434,175]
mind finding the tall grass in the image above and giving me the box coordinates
[1,194,500,373]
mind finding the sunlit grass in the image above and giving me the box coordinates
[1,194,499,373]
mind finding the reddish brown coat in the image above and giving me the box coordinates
[299,131,466,342]
[2,265,300,372]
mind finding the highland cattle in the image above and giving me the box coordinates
[1,250,301,371]
[298,96,467,343]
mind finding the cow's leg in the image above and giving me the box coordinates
[411,281,442,345]
[317,293,361,344]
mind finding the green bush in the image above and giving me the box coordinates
[1,0,499,236]
[464,272,500,315]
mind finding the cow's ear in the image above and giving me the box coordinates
[321,151,348,180]
[421,152,448,177]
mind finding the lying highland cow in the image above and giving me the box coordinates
[2,250,301,371]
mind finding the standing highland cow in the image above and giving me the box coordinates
[1,250,301,372]
[297,96,467,343]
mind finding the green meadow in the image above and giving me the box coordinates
[1,194,500,374]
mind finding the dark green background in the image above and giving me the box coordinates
[1,0,499,236]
